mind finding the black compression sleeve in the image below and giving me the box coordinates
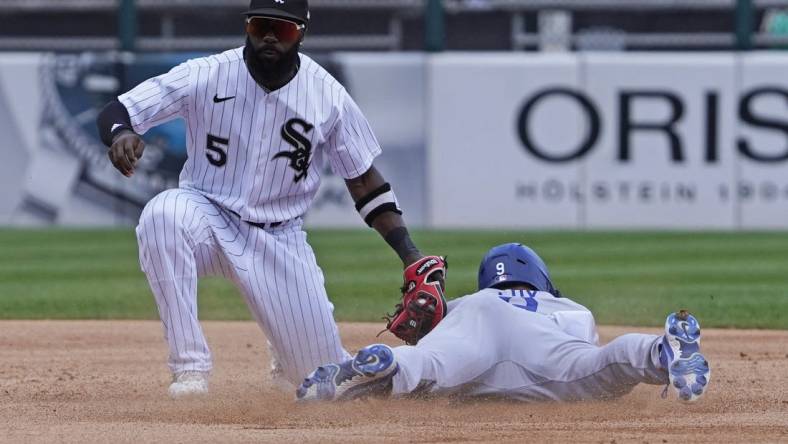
[96,100,133,147]
[384,227,421,263]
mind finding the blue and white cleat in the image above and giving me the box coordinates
[296,344,398,401]
[660,310,710,402]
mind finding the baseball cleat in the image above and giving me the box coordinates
[267,341,292,392]
[168,371,209,399]
[296,344,398,401]
[660,310,710,402]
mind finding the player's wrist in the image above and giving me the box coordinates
[111,128,136,144]
[402,252,424,267]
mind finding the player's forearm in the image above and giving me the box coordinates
[345,166,422,266]
[96,100,135,147]
[378,219,422,266]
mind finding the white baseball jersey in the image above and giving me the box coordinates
[123,49,382,387]
[391,289,668,401]
[120,47,381,223]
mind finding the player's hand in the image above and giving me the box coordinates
[108,130,145,177]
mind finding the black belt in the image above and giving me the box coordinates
[229,210,299,230]
[247,220,284,230]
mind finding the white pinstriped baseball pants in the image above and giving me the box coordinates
[135,188,349,385]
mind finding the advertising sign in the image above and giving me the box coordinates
[427,53,788,229]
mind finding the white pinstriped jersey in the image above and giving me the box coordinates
[119,47,381,223]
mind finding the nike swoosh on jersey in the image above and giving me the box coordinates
[213,94,235,103]
[111,123,124,132]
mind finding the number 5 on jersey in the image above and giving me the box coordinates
[206,134,229,167]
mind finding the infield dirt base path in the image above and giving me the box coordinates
[1,321,786,443]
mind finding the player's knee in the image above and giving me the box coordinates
[137,190,191,241]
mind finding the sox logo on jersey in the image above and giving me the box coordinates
[119,47,381,384]
[274,118,314,183]
[205,118,313,181]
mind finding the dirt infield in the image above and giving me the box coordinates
[1,321,786,443]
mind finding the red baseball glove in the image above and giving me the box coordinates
[383,256,448,345]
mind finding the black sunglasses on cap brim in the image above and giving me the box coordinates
[245,16,305,43]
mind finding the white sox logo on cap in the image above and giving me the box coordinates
[244,0,308,24]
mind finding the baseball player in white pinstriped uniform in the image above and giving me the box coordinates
[97,0,437,398]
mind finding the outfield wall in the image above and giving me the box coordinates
[0,52,786,229]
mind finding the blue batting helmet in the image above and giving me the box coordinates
[477,243,559,294]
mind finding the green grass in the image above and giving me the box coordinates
[0,229,786,328]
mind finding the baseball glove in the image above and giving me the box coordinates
[383,256,448,345]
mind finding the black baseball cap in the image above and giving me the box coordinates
[242,0,309,25]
